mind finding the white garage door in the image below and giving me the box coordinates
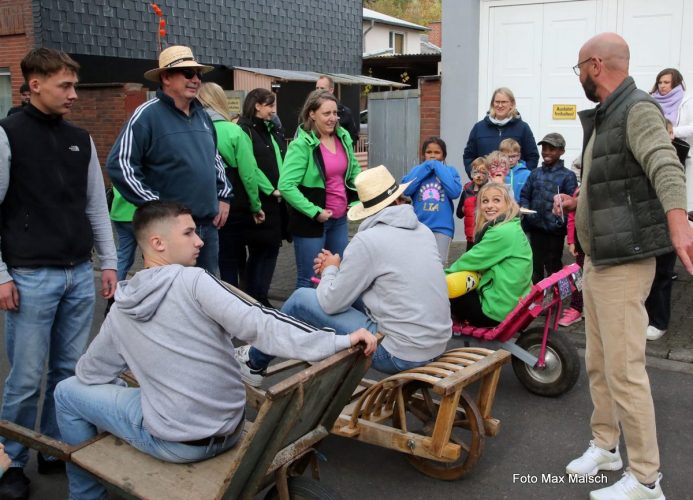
[482,0,691,167]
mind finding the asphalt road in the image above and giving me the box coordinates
[1,284,692,500]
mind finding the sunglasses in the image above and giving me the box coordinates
[168,68,202,80]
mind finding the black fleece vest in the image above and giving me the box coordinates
[579,77,672,265]
[0,105,93,267]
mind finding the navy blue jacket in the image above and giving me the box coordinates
[519,160,578,236]
[106,90,232,222]
[463,114,540,176]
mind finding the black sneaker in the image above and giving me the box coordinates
[37,453,66,474]
[0,467,30,500]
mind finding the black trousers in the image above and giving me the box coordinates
[450,290,499,327]
[644,251,677,330]
[529,230,565,284]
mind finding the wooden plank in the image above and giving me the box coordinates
[0,420,72,461]
[433,350,511,396]
[429,391,461,457]
[331,417,461,462]
[71,432,248,500]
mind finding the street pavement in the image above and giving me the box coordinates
[1,236,692,499]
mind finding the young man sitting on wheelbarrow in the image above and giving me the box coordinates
[53,201,376,500]
[236,165,452,385]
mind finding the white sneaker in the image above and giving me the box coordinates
[590,471,665,500]
[234,345,266,388]
[566,441,623,476]
[646,325,666,341]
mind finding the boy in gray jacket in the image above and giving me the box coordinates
[238,166,452,385]
[54,201,375,500]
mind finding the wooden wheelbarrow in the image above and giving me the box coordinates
[0,342,372,499]
[330,347,511,481]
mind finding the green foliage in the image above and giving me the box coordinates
[364,0,442,26]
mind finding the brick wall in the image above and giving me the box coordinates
[428,21,441,48]
[419,76,441,151]
[67,83,148,182]
[0,0,33,106]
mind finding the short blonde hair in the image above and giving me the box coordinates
[470,157,488,174]
[499,138,521,154]
[488,87,520,119]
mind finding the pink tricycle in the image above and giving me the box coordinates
[453,263,582,397]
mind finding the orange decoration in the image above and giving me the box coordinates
[159,29,166,37]
[159,19,166,27]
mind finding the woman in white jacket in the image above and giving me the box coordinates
[651,68,693,211]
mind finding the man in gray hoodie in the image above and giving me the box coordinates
[238,166,452,385]
[53,201,376,500]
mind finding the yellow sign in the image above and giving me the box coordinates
[553,104,577,120]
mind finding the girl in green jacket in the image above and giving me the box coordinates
[446,182,533,326]
[279,90,361,289]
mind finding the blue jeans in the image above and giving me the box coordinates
[113,221,137,281]
[292,216,349,289]
[55,377,241,500]
[195,222,219,276]
[0,261,95,467]
[248,287,433,375]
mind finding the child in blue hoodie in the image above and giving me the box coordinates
[402,137,462,264]
[500,138,531,200]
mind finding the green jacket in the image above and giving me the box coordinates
[110,187,136,222]
[211,114,273,214]
[446,217,532,322]
[278,126,360,237]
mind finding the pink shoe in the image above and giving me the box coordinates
[558,307,583,327]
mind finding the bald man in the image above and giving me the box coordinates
[557,32,693,499]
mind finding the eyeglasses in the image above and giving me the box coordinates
[572,57,593,76]
[169,68,202,80]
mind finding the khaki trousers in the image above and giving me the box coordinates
[583,256,659,483]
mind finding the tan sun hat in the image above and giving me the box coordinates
[144,45,214,82]
[347,165,411,221]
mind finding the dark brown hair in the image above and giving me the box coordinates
[20,48,80,80]
[133,201,192,244]
[242,88,276,120]
[651,68,686,94]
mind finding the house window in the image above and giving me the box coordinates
[389,32,405,54]
[0,69,11,117]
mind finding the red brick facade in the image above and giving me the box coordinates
[419,76,441,151]
[0,0,33,105]
[68,84,148,180]
[428,22,441,48]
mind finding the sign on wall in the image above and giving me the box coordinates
[552,104,577,120]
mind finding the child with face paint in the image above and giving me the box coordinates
[456,157,489,250]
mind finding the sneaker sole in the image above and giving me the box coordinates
[566,457,623,476]
[558,317,583,327]
[240,372,264,388]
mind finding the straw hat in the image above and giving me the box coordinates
[347,165,411,221]
[144,45,214,82]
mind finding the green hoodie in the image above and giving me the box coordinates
[446,217,532,322]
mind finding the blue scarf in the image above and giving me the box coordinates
[651,85,684,124]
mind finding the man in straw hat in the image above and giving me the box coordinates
[107,45,232,276]
[235,165,451,386]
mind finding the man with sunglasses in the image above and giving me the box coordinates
[107,45,232,276]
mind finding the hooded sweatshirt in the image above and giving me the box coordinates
[76,265,350,441]
[316,205,451,362]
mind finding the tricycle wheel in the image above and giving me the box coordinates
[395,383,484,480]
[264,476,343,500]
[512,327,580,397]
